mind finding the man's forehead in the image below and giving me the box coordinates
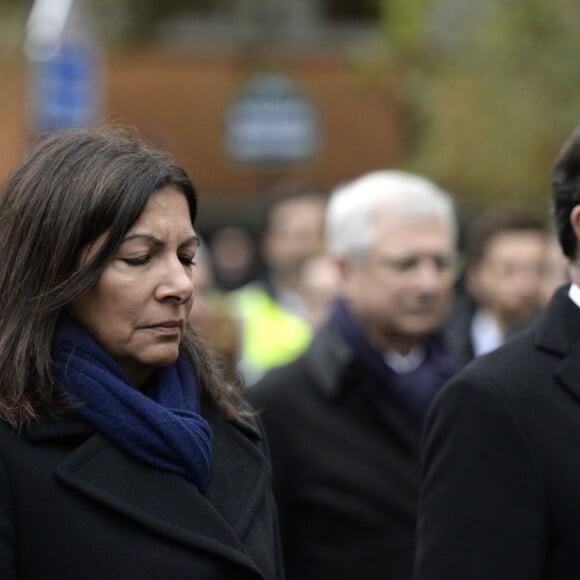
[373,211,452,233]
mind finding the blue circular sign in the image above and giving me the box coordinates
[224,72,321,165]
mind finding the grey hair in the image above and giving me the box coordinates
[326,170,457,261]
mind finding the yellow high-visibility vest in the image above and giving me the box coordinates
[234,283,312,381]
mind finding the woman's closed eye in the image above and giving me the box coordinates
[179,254,197,267]
[122,255,196,267]
[122,255,151,266]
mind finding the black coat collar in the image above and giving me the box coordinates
[534,285,580,356]
[25,404,268,577]
[534,285,580,401]
[304,322,355,397]
[304,322,421,452]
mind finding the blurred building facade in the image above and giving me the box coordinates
[0,0,404,232]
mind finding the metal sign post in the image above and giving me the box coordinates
[25,0,103,134]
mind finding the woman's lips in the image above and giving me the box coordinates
[143,321,183,336]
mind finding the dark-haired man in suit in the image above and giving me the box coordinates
[414,126,580,580]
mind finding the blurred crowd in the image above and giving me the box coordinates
[192,182,568,389]
[187,172,569,579]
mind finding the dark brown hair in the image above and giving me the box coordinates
[260,180,327,236]
[552,126,580,259]
[0,126,241,428]
[465,209,547,265]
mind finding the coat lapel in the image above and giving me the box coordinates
[534,285,580,401]
[308,325,421,456]
[203,405,271,541]
[554,344,580,400]
[33,407,269,575]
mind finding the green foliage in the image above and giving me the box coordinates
[377,0,580,212]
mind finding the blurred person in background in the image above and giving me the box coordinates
[208,225,258,291]
[298,253,341,328]
[0,127,283,580]
[232,182,327,384]
[444,210,547,367]
[188,240,240,382]
[247,170,459,580]
[413,126,580,580]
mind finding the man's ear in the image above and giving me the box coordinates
[334,256,352,280]
[570,205,580,241]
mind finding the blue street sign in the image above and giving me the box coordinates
[26,0,102,134]
[32,41,99,132]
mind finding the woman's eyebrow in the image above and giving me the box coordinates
[122,233,164,247]
[180,235,200,250]
[121,233,199,249]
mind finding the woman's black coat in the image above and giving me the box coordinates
[0,400,283,579]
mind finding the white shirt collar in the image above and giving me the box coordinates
[470,309,504,357]
[384,346,425,374]
[568,283,580,308]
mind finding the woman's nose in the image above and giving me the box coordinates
[157,259,195,304]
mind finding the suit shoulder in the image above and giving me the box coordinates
[245,355,311,407]
[455,327,545,384]
[433,327,556,427]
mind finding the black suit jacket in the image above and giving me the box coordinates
[247,322,421,580]
[443,288,477,367]
[0,399,283,579]
[414,285,580,580]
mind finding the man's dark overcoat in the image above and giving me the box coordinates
[247,322,422,580]
[415,285,580,580]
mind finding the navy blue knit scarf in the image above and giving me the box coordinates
[330,299,457,430]
[52,314,212,491]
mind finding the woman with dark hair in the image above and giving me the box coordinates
[0,127,282,579]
